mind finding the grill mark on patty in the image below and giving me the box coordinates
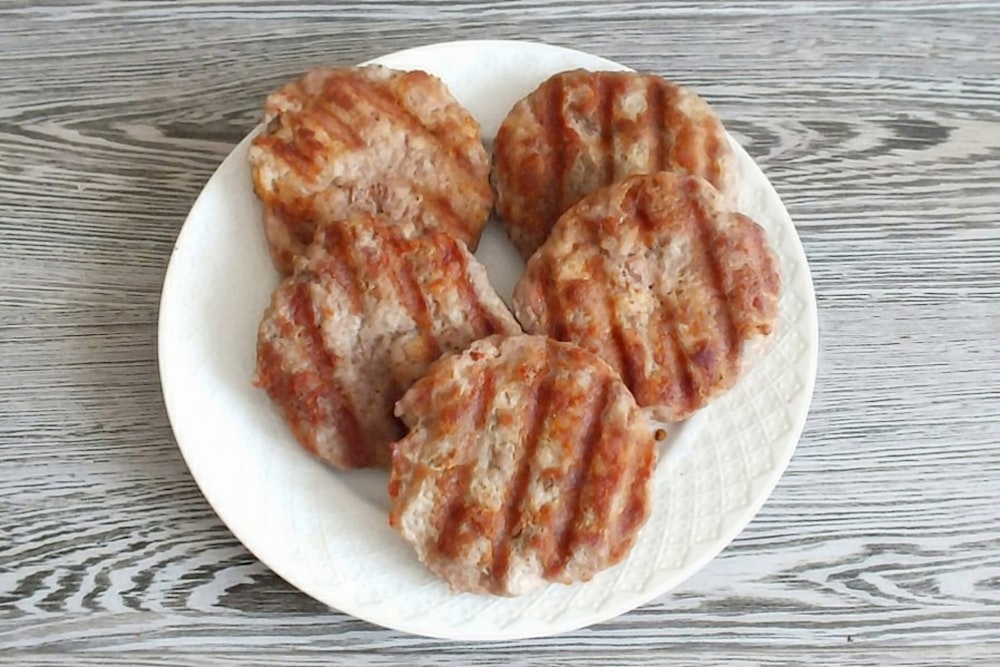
[597,74,617,184]
[429,464,473,559]
[435,373,497,560]
[687,98,708,183]
[627,178,658,233]
[647,77,667,173]
[545,376,612,578]
[390,417,439,529]
[317,74,471,243]
[256,341,307,448]
[314,76,371,138]
[661,84,695,175]
[287,281,368,466]
[738,214,779,336]
[382,232,441,361]
[540,260,567,341]
[309,102,365,150]
[439,239,494,336]
[609,182,660,396]
[336,72,478,176]
[314,223,365,314]
[255,68,492,271]
[582,218,634,388]
[424,192,472,247]
[389,336,657,594]
[543,75,568,217]
[610,430,654,562]
[572,392,631,563]
[490,355,553,588]
[629,185,695,411]
[685,178,739,377]
[755,219,781,301]
[262,131,321,181]
[702,118,724,192]
[609,311,640,391]
[658,292,697,415]
[492,123,514,214]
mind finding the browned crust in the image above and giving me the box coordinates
[493,69,738,259]
[512,172,780,422]
[389,335,657,596]
[250,65,493,274]
[254,215,521,469]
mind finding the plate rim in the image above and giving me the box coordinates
[158,38,819,640]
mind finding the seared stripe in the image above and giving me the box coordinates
[542,74,568,215]
[579,255,635,386]
[584,224,635,387]
[435,373,497,559]
[545,377,612,578]
[688,97,709,181]
[598,74,617,183]
[262,134,320,180]
[324,222,408,408]
[315,223,364,314]
[256,341,318,452]
[658,293,697,416]
[424,192,471,246]
[491,355,553,587]
[630,189,696,412]
[433,431,494,556]
[573,391,636,564]
[313,104,365,149]
[437,239,493,336]
[338,72,478,175]
[609,439,654,563]
[383,233,441,361]
[287,281,368,466]
[597,186,653,392]
[628,177,658,233]
[493,121,514,206]
[647,77,667,173]
[316,76,370,135]
[317,76,472,239]
[685,178,739,372]
[610,324,642,390]
[756,218,781,298]
[702,118,724,191]
[673,87,706,177]
[740,214,779,334]
[540,260,568,341]
[429,464,474,560]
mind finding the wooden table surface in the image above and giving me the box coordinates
[2,1,999,664]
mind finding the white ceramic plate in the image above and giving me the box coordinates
[158,40,818,640]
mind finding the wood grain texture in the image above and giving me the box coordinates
[1,0,999,663]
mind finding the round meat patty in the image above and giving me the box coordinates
[254,214,521,470]
[389,334,656,596]
[512,172,780,423]
[250,65,493,274]
[493,69,738,259]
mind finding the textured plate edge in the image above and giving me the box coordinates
[156,39,820,641]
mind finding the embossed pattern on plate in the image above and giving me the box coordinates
[158,40,818,640]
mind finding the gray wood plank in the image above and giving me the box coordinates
[1,0,999,660]
[3,645,1000,666]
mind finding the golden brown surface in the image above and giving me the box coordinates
[513,172,780,422]
[389,334,656,596]
[493,69,737,259]
[254,215,520,470]
[249,65,493,274]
